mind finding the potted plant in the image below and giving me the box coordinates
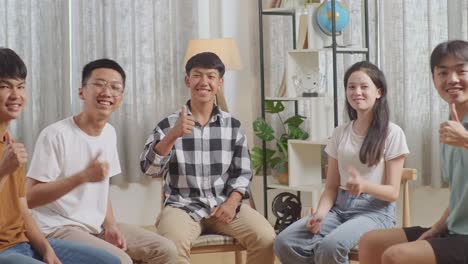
[251,101,309,184]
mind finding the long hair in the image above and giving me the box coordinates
[343,61,389,167]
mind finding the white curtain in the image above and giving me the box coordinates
[378,0,467,187]
[0,0,72,155]
[70,0,197,183]
[262,0,468,187]
[0,0,198,183]
[3,0,466,187]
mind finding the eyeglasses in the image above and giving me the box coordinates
[85,80,124,97]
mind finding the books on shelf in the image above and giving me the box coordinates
[297,13,309,49]
[268,0,282,8]
[275,69,287,97]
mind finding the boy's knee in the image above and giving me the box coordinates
[381,245,405,264]
[358,230,378,251]
[169,237,190,253]
[160,240,178,263]
[115,251,133,264]
[256,227,276,248]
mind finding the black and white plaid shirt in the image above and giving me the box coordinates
[140,102,252,221]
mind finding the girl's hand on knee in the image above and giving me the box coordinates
[306,213,323,234]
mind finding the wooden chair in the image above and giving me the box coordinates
[152,178,255,264]
[189,196,256,264]
[348,168,418,261]
[190,89,254,263]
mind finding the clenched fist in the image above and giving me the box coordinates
[346,166,366,196]
[81,152,109,183]
[0,142,28,176]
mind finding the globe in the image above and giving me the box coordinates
[316,0,350,35]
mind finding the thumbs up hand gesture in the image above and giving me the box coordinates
[346,166,366,196]
[0,133,28,176]
[439,103,468,149]
[170,105,195,138]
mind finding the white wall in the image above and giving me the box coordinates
[109,179,163,226]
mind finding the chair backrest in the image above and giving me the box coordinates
[400,168,417,227]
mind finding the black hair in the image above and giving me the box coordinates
[185,52,225,77]
[0,48,27,80]
[430,40,468,75]
[81,59,126,87]
[343,61,389,167]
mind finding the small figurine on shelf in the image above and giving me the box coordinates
[293,71,325,97]
[302,81,319,97]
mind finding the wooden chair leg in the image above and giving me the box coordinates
[235,250,245,264]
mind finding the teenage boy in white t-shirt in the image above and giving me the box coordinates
[25,59,176,264]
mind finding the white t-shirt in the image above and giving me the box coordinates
[27,117,121,235]
[325,121,409,189]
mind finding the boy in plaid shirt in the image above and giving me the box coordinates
[140,52,275,264]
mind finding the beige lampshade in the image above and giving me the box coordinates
[183,38,243,70]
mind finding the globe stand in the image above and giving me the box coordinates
[302,92,318,97]
[315,0,350,47]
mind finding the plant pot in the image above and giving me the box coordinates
[276,163,289,185]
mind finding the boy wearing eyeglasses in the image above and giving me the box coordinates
[25,59,177,264]
[0,48,122,264]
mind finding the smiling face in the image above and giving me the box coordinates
[185,67,223,105]
[346,70,382,114]
[432,55,468,107]
[79,68,124,119]
[0,78,26,123]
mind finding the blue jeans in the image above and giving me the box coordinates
[274,189,396,264]
[0,239,121,264]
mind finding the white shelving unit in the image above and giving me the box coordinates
[258,0,371,218]
[288,139,324,187]
[262,7,296,13]
[286,49,333,98]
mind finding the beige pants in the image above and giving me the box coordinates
[157,204,276,264]
[47,223,177,264]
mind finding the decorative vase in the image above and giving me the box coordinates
[276,162,289,185]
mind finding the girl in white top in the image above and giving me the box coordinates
[274,61,410,264]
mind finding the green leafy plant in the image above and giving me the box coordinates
[251,101,309,174]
